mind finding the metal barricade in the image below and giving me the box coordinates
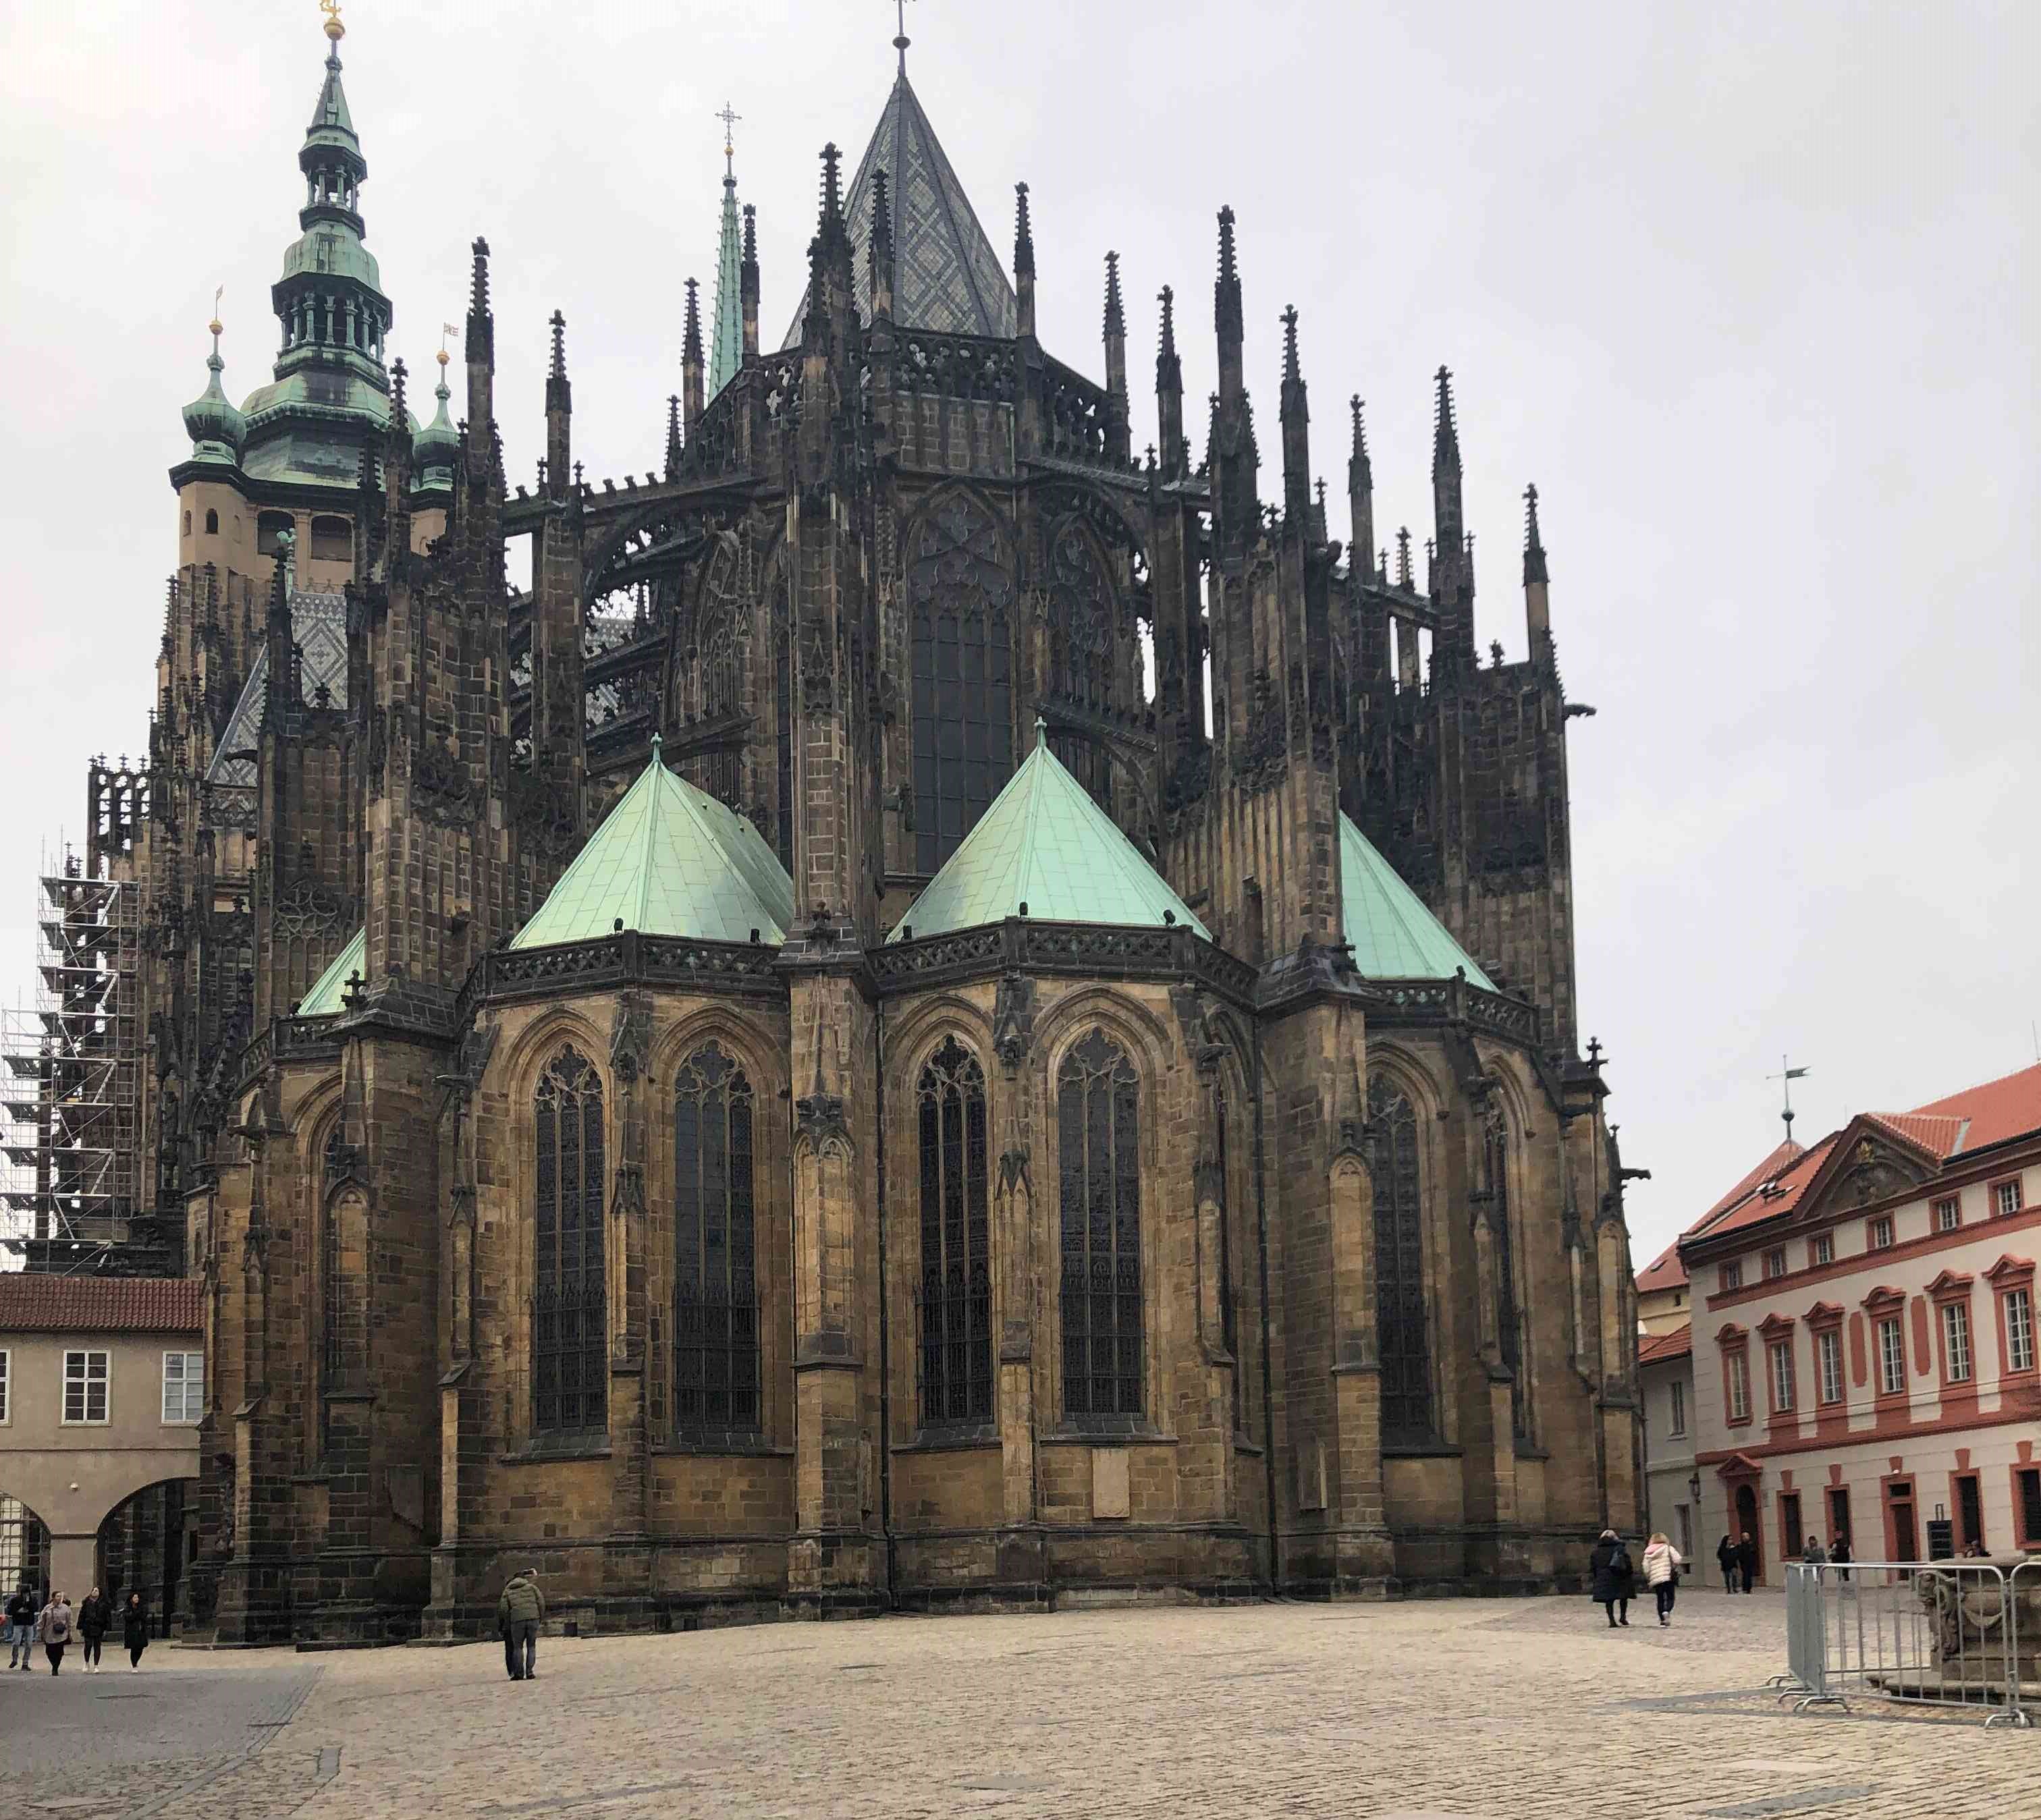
[1777,1560,2036,1727]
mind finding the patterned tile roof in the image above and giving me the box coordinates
[780,71,1016,348]
[1339,815,1495,988]
[202,590,351,788]
[298,927,364,1016]
[891,725,1206,941]
[0,1273,200,1335]
[1637,1322,1691,1366]
[511,746,794,950]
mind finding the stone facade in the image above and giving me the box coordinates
[52,27,1646,1642]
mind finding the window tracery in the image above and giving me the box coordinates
[674,1042,759,1435]
[917,1037,992,1427]
[1044,521,1120,807]
[1058,1029,1143,1423]
[533,1047,607,1435]
[1368,1075,1433,1442]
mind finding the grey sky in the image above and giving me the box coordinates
[1,1,2034,1268]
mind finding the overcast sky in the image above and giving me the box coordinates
[1,1,2034,1268]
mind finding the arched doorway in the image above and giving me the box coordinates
[96,1480,194,1629]
[1735,1484,1762,1583]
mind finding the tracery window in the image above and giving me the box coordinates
[675,542,746,810]
[1058,1030,1143,1423]
[909,495,1014,874]
[1369,1075,1433,1442]
[917,1037,992,1427]
[1044,522,1119,808]
[1484,1105,1527,1441]
[673,1042,759,1435]
[533,1047,607,1435]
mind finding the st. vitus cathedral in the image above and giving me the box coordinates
[66,13,1644,1640]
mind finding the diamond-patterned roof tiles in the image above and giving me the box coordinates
[202,590,350,788]
[891,727,1206,941]
[1339,815,1496,988]
[511,747,794,951]
[780,71,1016,348]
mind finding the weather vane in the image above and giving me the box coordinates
[319,1,345,45]
[211,285,224,337]
[439,323,458,370]
[1768,1055,1809,1142]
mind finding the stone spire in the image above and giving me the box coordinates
[1155,285,1184,478]
[545,311,571,503]
[709,105,744,396]
[682,278,705,431]
[1523,482,1551,644]
[1014,182,1035,338]
[1280,305,1310,522]
[740,202,760,364]
[1347,396,1373,577]
[1103,252,1128,462]
[665,395,683,482]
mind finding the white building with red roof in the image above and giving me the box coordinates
[1678,1062,2041,1582]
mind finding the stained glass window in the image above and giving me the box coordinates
[1369,1076,1432,1442]
[534,1047,607,1435]
[909,497,1014,873]
[674,1043,760,1435]
[917,1037,992,1426]
[1059,1030,1143,1423]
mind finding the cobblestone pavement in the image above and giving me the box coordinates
[1,1587,2031,1819]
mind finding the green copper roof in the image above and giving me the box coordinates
[709,165,743,397]
[512,746,794,950]
[300,927,364,1016]
[892,726,1207,941]
[182,333,246,466]
[1339,814,1495,987]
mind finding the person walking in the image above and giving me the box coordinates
[1716,1534,1738,1594]
[1641,1532,1685,1626]
[495,1568,545,1682]
[1589,1529,1634,1628]
[121,1592,151,1671]
[1802,1535,1827,1568]
[1735,1531,1758,1593]
[37,1591,74,1675]
[76,1587,110,1672]
[5,1582,36,1670]
[1830,1533,1852,1582]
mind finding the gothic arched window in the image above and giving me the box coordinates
[674,1042,759,1434]
[917,1037,991,1426]
[533,1047,607,1435]
[1045,522,1119,808]
[909,496,1014,874]
[1368,1075,1433,1443]
[1485,1104,1527,1441]
[1058,1030,1143,1423]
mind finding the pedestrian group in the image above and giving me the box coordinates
[6,1580,153,1675]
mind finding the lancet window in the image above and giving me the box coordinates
[1044,522,1120,808]
[673,1043,760,1435]
[533,1047,607,1435]
[1058,1030,1144,1423]
[909,496,1014,874]
[917,1038,993,1427]
[1368,1075,1434,1443]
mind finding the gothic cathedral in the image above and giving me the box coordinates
[63,17,1645,1641]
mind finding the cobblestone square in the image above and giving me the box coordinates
[1,1588,2031,1819]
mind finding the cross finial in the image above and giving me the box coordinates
[893,0,915,74]
[715,102,741,177]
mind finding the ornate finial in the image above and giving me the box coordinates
[871,167,894,262]
[1315,478,1327,511]
[665,395,682,478]
[742,201,757,265]
[389,356,407,422]
[715,101,741,180]
[1433,363,1459,472]
[819,142,844,227]
[894,0,915,74]
[1034,715,1047,750]
[1013,181,1034,276]
[683,279,703,361]
[651,731,664,763]
[1104,251,1124,336]
[1523,482,1548,586]
[1396,526,1413,589]
[549,309,566,379]
[1217,206,1239,286]
[1158,284,1176,357]
[1281,305,1300,382]
[319,0,345,46]
[209,285,223,344]
[1350,394,1367,456]
[469,238,491,316]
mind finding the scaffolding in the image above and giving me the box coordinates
[2,864,142,1258]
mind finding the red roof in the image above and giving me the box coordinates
[1638,1322,1691,1366]
[1689,1137,1806,1238]
[1635,1240,1687,1294]
[1904,1060,2041,1156]
[1694,1136,1834,1243]
[0,1273,200,1335]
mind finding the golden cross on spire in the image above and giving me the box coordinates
[319,0,346,45]
[715,102,740,177]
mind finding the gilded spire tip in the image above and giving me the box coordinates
[319,0,345,45]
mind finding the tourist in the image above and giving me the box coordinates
[123,1591,151,1671]
[1716,1534,1737,1593]
[1589,1528,1633,1628]
[1802,1535,1826,1567]
[1735,1531,1758,1593]
[1963,1537,1989,1559]
[496,1568,545,1681]
[1830,1534,1852,1581]
[37,1590,74,1675]
[1641,1532,1684,1626]
[76,1586,111,1672]
[5,1582,36,1669]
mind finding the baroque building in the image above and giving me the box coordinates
[37,14,1647,1641]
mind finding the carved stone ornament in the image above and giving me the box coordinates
[411,732,475,825]
[511,767,578,862]
[795,1084,848,1153]
[270,878,353,942]
[609,990,652,1085]
[991,971,1036,1069]
[997,1147,1033,1202]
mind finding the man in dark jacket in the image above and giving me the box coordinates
[1716,1535,1737,1593]
[1735,1531,1759,1593]
[5,1584,36,1669]
[1589,1530,1633,1628]
[496,1570,545,1681]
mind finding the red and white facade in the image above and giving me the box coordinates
[1682,1063,2041,1582]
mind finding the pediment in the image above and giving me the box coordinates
[1796,1115,1936,1220]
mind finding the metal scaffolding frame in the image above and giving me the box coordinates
[2,864,142,1257]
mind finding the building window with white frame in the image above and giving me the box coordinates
[2005,1288,2035,1375]
[1816,1328,1843,1405]
[1721,1259,1743,1292]
[1940,1302,1971,1383]
[1727,1350,1751,1421]
[1876,1317,1906,1396]
[1869,1215,1894,1250]
[1768,1338,1795,1412]
[1934,1196,1961,1232]
[1764,1247,1787,1279]
[63,1350,109,1424]
[161,1351,204,1424]
[1996,1178,2025,1217]
[1668,1378,1687,1437]
[1811,1233,1833,1267]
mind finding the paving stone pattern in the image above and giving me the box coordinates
[3,1590,2030,1819]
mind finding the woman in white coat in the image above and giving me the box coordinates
[1641,1533,1685,1626]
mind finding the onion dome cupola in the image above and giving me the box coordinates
[181,314,247,468]
[413,347,460,495]
[235,10,412,488]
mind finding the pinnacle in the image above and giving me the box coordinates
[1158,285,1177,358]
[819,142,843,227]
[469,239,491,315]
[1433,363,1460,472]
[742,201,757,265]
[871,167,894,258]
[1104,251,1124,336]
[1281,305,1301,385]
[682,279,703,362]
[1014,181,1035,276]
[548,310,566,381]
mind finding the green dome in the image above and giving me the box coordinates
[182,337,246,466]
[278,224,383,292]
[414,365,459,485]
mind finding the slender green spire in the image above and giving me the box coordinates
[709,103,744,397]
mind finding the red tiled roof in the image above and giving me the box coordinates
[1903,1060,2041,1156]
[1636,1241,1687,1294]
[1686,1137,1806,1239]
[1638,1322,1691,1366]
[0,1273,200,1335]
[1687,1136,1836,1246]
[1861,1111,1965,1157]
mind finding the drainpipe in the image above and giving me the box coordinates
[1251,1021,1280,1592]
